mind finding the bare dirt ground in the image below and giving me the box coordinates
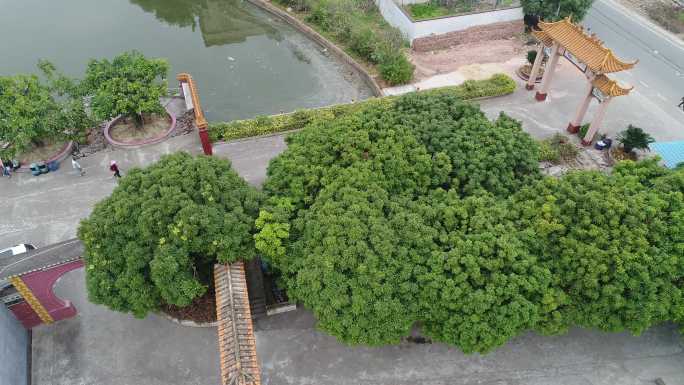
[616,0,684,39]
[17,140,67,164]
[409,36,529,81]
[109,114,171,142]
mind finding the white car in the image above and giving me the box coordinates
[0,243,36,257]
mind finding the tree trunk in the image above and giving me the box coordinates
[133,113,144,129]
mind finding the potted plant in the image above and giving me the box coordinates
[517,49,545,82]
[617,125,654,154]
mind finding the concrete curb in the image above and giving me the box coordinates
[104,106,177,149]
[160,312,218,328]
[245,0,384,97]
[14,141,74,173]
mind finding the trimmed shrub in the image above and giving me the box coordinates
[378,53,414,85]
[209,74,517,142]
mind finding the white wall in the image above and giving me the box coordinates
[374,0,523,42]
[413,7,523,39]
[375,0,416,40]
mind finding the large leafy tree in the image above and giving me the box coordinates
[256,90,684,353]
[521,0,594,21]
[0,62,91,160]
[83,50,169,127]
[79,153,262,317]
[0,74,62,158]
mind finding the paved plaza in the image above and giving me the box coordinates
[31,267,684,385]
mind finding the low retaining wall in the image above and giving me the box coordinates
[413,19,524,51]
[245,0,383,96]
[375,0,523,42]
[104,107,177,149]
[14,141,74,173]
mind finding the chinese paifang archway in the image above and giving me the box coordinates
[526,17,638,145]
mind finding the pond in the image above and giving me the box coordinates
[0,0,374,122]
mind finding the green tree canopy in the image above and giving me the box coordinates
[79,153,262,317]
[0,62,92,160]
[83,50,169,126]
[256,90,684,353]
[521,0,594,21]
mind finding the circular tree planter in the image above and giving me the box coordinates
[13,141,74,173]
[104,106,176,149]
[159,288,218,328]
[516,64,544,83]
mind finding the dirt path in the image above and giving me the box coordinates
[409,37,528,81]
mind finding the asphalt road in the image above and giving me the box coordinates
[582,0,684,124]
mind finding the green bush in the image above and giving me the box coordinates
[617,124,654,153]
[348,24,377,60]
[301,0,412,84]
[538,133,578,164]
[539,140,561,163]
[378,53,414,85]
[209,74,516,142]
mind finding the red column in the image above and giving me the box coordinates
[526,44,545,91]
[582,97,613,146]
[198,126,213,156]
[568,81,594,133]
[536,43,560,101]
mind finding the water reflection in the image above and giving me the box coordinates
[130,0,281,46]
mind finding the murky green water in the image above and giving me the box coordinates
[0,0,373,121]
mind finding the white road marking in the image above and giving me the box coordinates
[656,93,668,102]
[639,81,650,88]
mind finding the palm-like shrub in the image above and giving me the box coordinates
[617,125,654,153]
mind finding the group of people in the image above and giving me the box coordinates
[70,157,122,178]
[1,159,19,178]
[2,156,122,179]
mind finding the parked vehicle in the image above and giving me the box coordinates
[0,243,36,257]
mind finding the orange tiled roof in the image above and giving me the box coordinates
[538,18,637,73]
[531,29,553,47]
[592,74,633,97]
[214,262,261,385]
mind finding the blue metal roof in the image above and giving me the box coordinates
[650,141,684,169]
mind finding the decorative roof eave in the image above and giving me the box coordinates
[532,29,553,47]
[538,17,638,74]
[214,262,261,385]
[592,74,633,97]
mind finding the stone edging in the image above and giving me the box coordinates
[160,312,218,328]
[104,106,177,149]
[14,141,74,173]
[244,0,383,97]
[515,66,543,83]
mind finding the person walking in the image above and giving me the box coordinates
[3,164,11,179]
[110,160,121,178]
[71,156,85,176]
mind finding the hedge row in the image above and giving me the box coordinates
[209,74,517,142]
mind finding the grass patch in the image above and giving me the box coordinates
[406,0,518,21]
[210,73,516,142]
